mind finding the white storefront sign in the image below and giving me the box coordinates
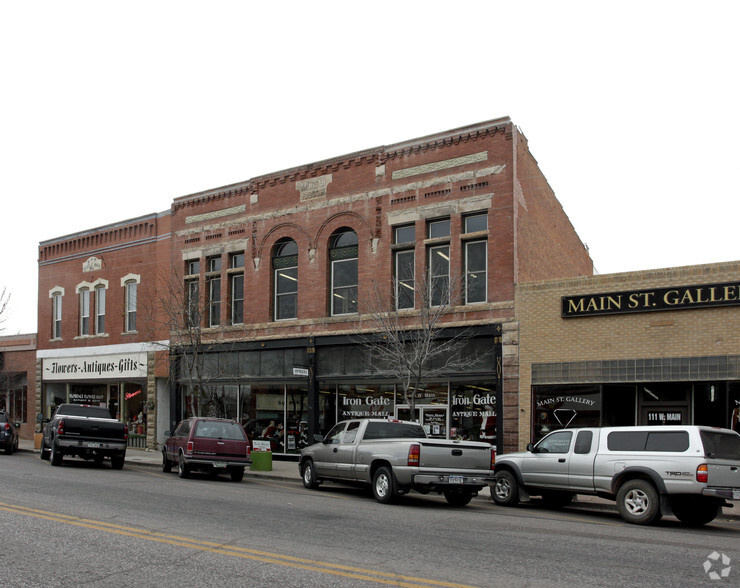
[42,352,148,381]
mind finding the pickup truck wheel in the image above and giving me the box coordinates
[162,451,172,473]
[110,456,124,470]
[230,468,245,482]
[301,460,319,489]
[444,489,474,507]
[616,479,660,525]
[40,439,50,461]
[178,453,190,479]
[372,466,396,504]
[50,441,63,466]
[671,498,719,526]
[491,471,519,506]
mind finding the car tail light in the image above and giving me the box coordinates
[3,423,10,432]
[123,424,129,441]
[491,449,496,469]
[408,443,420,466]
[57,419,65,435]
[186,441,193,455]
[697,464,708,483]
[246,445,251,458]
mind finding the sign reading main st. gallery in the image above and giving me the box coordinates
[42,353,148,381]
[562,282,740,318]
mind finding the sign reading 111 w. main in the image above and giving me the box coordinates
[562,282,740,318]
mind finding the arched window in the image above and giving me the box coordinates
[273,238,298,320]
[329,228,358,316]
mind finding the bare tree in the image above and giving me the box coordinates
[355,271,483,418]
[0,287,10,333]
[139,268,239,419]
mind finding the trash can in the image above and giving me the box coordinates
[250,451,273,471]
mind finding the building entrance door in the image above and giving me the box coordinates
[395,405,448,438]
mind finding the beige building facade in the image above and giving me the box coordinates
[516,260,740,450]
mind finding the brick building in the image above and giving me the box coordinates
[516,261,740,449]
[167,117,592,454]
[0,333,37,440]
[36,213,171,448]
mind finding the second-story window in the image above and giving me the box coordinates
[427,218,450,306]
[394,225,415,310]
[273,239,298,321]
[330,228,358,316]
[463,213,488,304]
[51,289,63,339]
[79,288,90,335]
[185,260,200,328]
[125,280,137,332]
[95,284,106,334]
[207,256,222,327]
[229,252,244,325]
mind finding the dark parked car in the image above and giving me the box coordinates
[163,417,251,481]
[0,411,20,455]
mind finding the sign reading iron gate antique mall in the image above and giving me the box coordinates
[562,282,740,318]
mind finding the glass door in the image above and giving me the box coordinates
[421,406,447,438]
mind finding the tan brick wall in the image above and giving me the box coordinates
[515,261,740,448]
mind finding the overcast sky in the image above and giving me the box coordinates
[1,1,738,336]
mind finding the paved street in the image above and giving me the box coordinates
[3,443,740,587]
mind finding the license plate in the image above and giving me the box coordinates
[733,490,740,500]
[87,442,101,448]
[212,462,226,468]
[449,475,464,484]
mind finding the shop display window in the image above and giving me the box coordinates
[450,381,497,442]
[533,385,601,441]
[338,384,394,420]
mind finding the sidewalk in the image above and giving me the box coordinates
[17,439,739,521]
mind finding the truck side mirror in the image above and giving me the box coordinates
[526,443,535,452]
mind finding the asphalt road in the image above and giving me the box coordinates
[2,451,739,587]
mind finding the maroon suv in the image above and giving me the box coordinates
[163,417,251,481]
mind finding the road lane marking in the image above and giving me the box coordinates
[0,501,474,587]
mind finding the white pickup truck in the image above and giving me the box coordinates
[299,418,495,506]
[491,425,740,525]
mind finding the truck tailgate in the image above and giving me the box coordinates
[62,416,125,440]
[708,459,740,488]
[418,440,492,470]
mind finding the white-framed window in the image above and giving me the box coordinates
[273,239,298,321]
[464,212,488,234]
[121,274,140,333]
[50,287,64,339]
[330,229,358,316]
[184,261,200,328]
[79,288,90,335]
[428,218,451,239]
[95,284,106,334]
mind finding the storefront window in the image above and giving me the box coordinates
[601,385,637,427]
[533,385,601,441]
[396,382,448,406]
[338,384,394,420]
[694,382,728,429]
[450,382,497,442]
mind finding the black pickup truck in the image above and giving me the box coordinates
[40,404,128,469]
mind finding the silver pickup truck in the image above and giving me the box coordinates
[491,425,740,525]
[299,418,495,506]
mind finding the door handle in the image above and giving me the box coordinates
[558,458,566,463]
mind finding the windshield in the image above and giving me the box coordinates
[700,430,740,459]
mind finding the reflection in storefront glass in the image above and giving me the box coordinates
[450,382,497,442]
[338,384,394,420]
